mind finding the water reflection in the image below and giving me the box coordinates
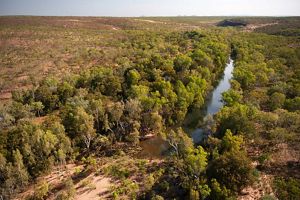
[186,58,234,143]
[138,136,169,159]
[139,58,234,156]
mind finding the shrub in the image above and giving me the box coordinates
[104,165,130,179]
[207,151,255,193]
[30,181,49,200]
[273,177,300,200]
[260,195,277,200]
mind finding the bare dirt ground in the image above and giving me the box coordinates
[244,23,278,32]
[14,164,79,200]
[239,173,276,200]
[134,19,163,24]
[14,163,113,200]
[267,143,300,179]
[75,175,112,200]
[241,140,300,200]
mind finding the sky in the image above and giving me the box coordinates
[0,0,299,17]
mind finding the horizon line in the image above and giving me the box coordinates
[1,14,300,18]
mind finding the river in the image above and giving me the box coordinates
[185,58,234,143]
[139,58,234,157]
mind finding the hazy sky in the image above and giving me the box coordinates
[0,0,299,16]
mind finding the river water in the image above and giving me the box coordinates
[186,58,234,143]
[139,58,234,157]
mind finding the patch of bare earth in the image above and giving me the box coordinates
[14,164,79,200]
[244,22,279,32]
[31,116,48,125]
[14,163,114,200]
[75,175,112,200]
[267,143,300,179]
[241,141,300,200]
[239,173,276,200]
[0,91,12,100]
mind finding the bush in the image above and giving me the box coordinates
[258,153,270,165]
[274,177,300,200]
[260,195,276,200]
[151,195,164,200]
[111,179,139,199]
[30,181,49,200]
[64,178,76,199]
[207,151,255,193]
[104,165,130,179]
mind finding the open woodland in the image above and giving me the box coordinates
[0,16,300,200]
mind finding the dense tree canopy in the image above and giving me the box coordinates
[1,22,299,200]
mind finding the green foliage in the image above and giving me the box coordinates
[274,177,300,200]
[81,155,97,170]
[162,128,193,156]
[35,84,59,113]
[210,178,231,200]
[151,195,164,200]
[111,179,139,199]
[260,195,277,200]
[143,112,163,134]
[216,104,256,137]
[12,149,29,187]
[126,69,141,85]
[207,151,254,193]
[185,146,208,177]
[104,164,131,180]
[2,17,300,200]
[174,54,192,72]
[30,101,44,117]
[144,174,155,191]
[221,129,243,152]
[269,92,286,110]
[222,89,242,106]
[62,106,96,149]
[285,97,300,111]
[191,50,213,69]
[32,181,49,200]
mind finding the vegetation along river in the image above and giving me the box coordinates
[140,57,234,157]
[186,58,234,143]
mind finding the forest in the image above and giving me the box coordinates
[0,16,300,200]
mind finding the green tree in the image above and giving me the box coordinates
[207,151,254,193]
[221,129,243,153]
[185,146,208,177]
[222,89,242,107]
[35,85,59,113]
[233,66,256,90]
[285,97,300,111]
[163,128,193,156]
[216,104,256,136]
[76,107,96,149]
[89,99,105,131]
[30,101,44,117]
[186,76,207,108]
[33,181,49,200]
[7,101,33,121]
[13,149,29,187]
[125,99,142,121]
[191,50,214,69]
[174,54,192,72]
[210,178,231,200]
[143,112,163,135]
[107,101,124,128]
[269,92,286,110]
[57,81,75,104]
[128,85,150,101]
[126,69,141,85]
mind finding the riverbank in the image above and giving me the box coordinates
[185,58,234,143]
